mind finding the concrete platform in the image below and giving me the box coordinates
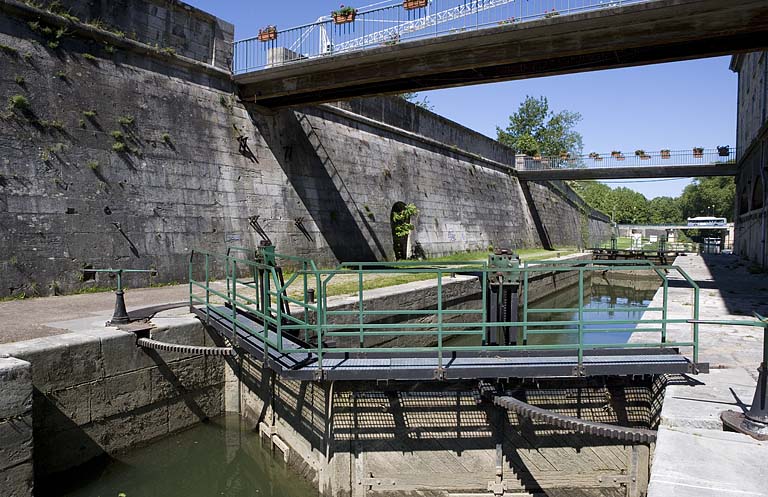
[631,254,768,497]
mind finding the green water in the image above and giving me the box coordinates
[450,278,658,346]
[59,414,319,497]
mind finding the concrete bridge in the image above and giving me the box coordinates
[235,0,768,107]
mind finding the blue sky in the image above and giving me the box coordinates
[187,0,738,199]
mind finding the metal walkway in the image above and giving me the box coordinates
[189,247,707,381]
[195,304,696,381]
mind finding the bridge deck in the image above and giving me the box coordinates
[195,306,697,381]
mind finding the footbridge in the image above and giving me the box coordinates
[516,147,737,180]
[234,0,768,107]
[188,245,708,381]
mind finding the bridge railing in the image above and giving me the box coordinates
[518,148,737,171]
[234,0,650,74]
[189,250,702,372]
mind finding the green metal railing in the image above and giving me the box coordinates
[189,249,701,372]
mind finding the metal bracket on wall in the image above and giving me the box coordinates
[358,473,397,492]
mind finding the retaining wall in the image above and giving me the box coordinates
[0,0,610,298]
[0,314,227,495]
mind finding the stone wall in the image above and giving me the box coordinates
[0,357,33,497]
[0,316,226,493]
[731,52,767,267]
[0,0,610,298]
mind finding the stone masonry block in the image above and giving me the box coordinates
[0,335,103,392]
[0,415,33,472]
[0,460,33,497]
[0,358,32,419]
[149,356,207,403]
[99,330,156,377]
[90,369,153,421]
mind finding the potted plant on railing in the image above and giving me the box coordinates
[693,147,704,158]
[588,152,602,161]
[258,25,277,42]
[332,5,357,24]
[544,9,559,18]
[660,149,671,159]
[611,150,621,159]
[635,149,650,160]
[559,151,570,160]
[616,152,625,161]
[717,145,730,157]
[403,0,428,10]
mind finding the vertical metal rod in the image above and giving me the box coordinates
[481,267,487,346]
[437,271,443,371]
[358,265,364,348]
[523,267,529,344]
[303,261,309,343]
[578,268,584,372]
[275,268,283,353]
[661,271,668,343]
[692,280,700,364]
[188,254,193,309]
[205,255,210,321]
[232,260,238,334]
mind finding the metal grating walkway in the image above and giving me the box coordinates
[194,306,699,381]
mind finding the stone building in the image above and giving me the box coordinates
[731,51,768,267]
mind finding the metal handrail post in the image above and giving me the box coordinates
[437,270,443,372]
[205,254,210,322]
[522,269,529,344]
[358,264,364,348]
[578,268,585,373]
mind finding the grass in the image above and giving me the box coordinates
[112,142,127,153]
[7,95,30,111]
[110,130,124,140]
[422,247,578,264]
[118,115,134,126]
[71,286,115,295]
[0,44,18,56]
[82,53,97,61]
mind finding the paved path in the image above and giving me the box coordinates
[631,254,768,497]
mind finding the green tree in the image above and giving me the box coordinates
[570,181,650,223]
[399,92,434,111]
[496,95,583,157]
[679,177,735,221]
[648,196,683,224]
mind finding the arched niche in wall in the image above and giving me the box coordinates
[390,202,412,260]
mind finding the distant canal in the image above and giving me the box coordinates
[57,414,319,497]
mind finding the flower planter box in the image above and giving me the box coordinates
[611,151,621,159]
[333,12,357,24]
[640,155,651,160]
[693,148,704,159]
[404,0,428,10]
[616,155,625,161]
[717,146,730,157]
[660,150,671,159]
[258,29,277,42]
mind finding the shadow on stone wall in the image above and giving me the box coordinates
[519,180,553,250]
[251,108,385,262]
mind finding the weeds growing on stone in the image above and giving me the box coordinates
[110,130,124,140]
[82,110,97,118]
[7,95,30,112]
[118,115,134,126]
[78,119,86,128]
[82,53,97,62]
[14,75,25,86]
[112,141,127,153]
[55,70,66,79]
[161,132,172,143]
[0,44,18,56]
[87,160,99,170]
[23,52,33,62]
[104,43,115,54]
